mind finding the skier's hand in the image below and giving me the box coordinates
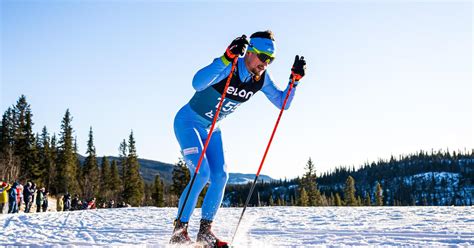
[224,35,249,61]
[291,55,306,81]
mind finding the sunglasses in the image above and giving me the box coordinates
[249,45,275,64]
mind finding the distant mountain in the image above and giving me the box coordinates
[227,173,274,185]
[78,155,274,185]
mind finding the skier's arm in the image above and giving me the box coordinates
[192,35,249,91]
[262,55,306,110]
[261,73,298,110]
[192,57,232,91]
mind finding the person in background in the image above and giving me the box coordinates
[31,183,37,205]
[107,199,115,208]
[87,198,96,209]
[0,181,10,214]
[23,182,34,213]
[15,183,23,213]
[57,195,64,212]
[64,193,71,211]
[42,191,49,212]
[36,188,44,213]
[71,194,79,211]
[81,199,87,210]
[8,182,19,213]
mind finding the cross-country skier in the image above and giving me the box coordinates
[170,30,306,247]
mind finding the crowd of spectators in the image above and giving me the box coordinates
[0,179,129,214]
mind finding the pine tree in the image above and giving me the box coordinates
[376,182,384,206]
[171,158,190,197]
[0,108,13,151]
[152,174,165,207]
[277,197,284,206]
[0,108,20,181]
[37,126,52,187]
[269,194,274,206]
[73,137,83,196]
[344,176,357,206]
[364,191,372,206]
[109,160,122,201]
[119,139,128,185]
[100,156,111,201]
[122,131,144,206]
[301,157,322,206]
[12,95,39,181]
[56,109,80,194]
[82,127,100,200]
[335,192,342,206]
[328,192,335,206]
[143,183,153,206]
[48,134,58,193]
[298,187,309,206]
[26,110,41,181]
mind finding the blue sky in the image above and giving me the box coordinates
[1,1,472,179]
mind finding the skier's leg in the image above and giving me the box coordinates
[174,120,211,223]
[195,128,229,247]
[201,128,228,221]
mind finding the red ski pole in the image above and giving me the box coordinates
[231,74,297,244]
[175,56,238,226]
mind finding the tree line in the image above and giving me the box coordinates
[224,151,473,207]
[0,95,152,206]
[1,95,472,207]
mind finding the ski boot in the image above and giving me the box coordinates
[170,220,193,245]
[196,219,229,248]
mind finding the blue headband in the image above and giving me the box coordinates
[249,37,276,57]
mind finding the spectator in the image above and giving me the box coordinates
[31,183,37,204]
[42,191,49,212]
[16,183,23,213]
[64,193,71,211]
[87,198,96,209]
[107,199,115,208]
[8,182,19,213]
[81,199,88,210]
[0,181,10,214]
[36,188,44,213]
[71,194,79,211]
[23,182,34,213]
[57,195,64,212]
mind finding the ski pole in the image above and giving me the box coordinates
[231,74,297,244]
[175,56,238,227]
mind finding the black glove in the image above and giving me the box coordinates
[291,55,306,81]
[224,35,249,61]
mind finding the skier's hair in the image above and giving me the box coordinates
[250,30,275,41]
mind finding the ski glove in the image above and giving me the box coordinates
[291,55,306,81]
[224,35,249,62]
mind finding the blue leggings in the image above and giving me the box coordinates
[174,112,229,222]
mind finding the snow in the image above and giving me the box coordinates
[1,207,473,247]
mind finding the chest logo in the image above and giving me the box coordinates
[226,86,255,100]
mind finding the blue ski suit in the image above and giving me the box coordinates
[174,55,298,222]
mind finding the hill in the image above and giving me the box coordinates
[78,155,274,185]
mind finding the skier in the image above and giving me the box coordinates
[170,30,306,247]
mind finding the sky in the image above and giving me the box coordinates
[1,1,472,180]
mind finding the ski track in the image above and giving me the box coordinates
[0,206,472,247]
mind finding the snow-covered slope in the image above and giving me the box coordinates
[1,207,472,247]
[227,173,274,185]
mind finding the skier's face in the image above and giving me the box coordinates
[244,51,270,77]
